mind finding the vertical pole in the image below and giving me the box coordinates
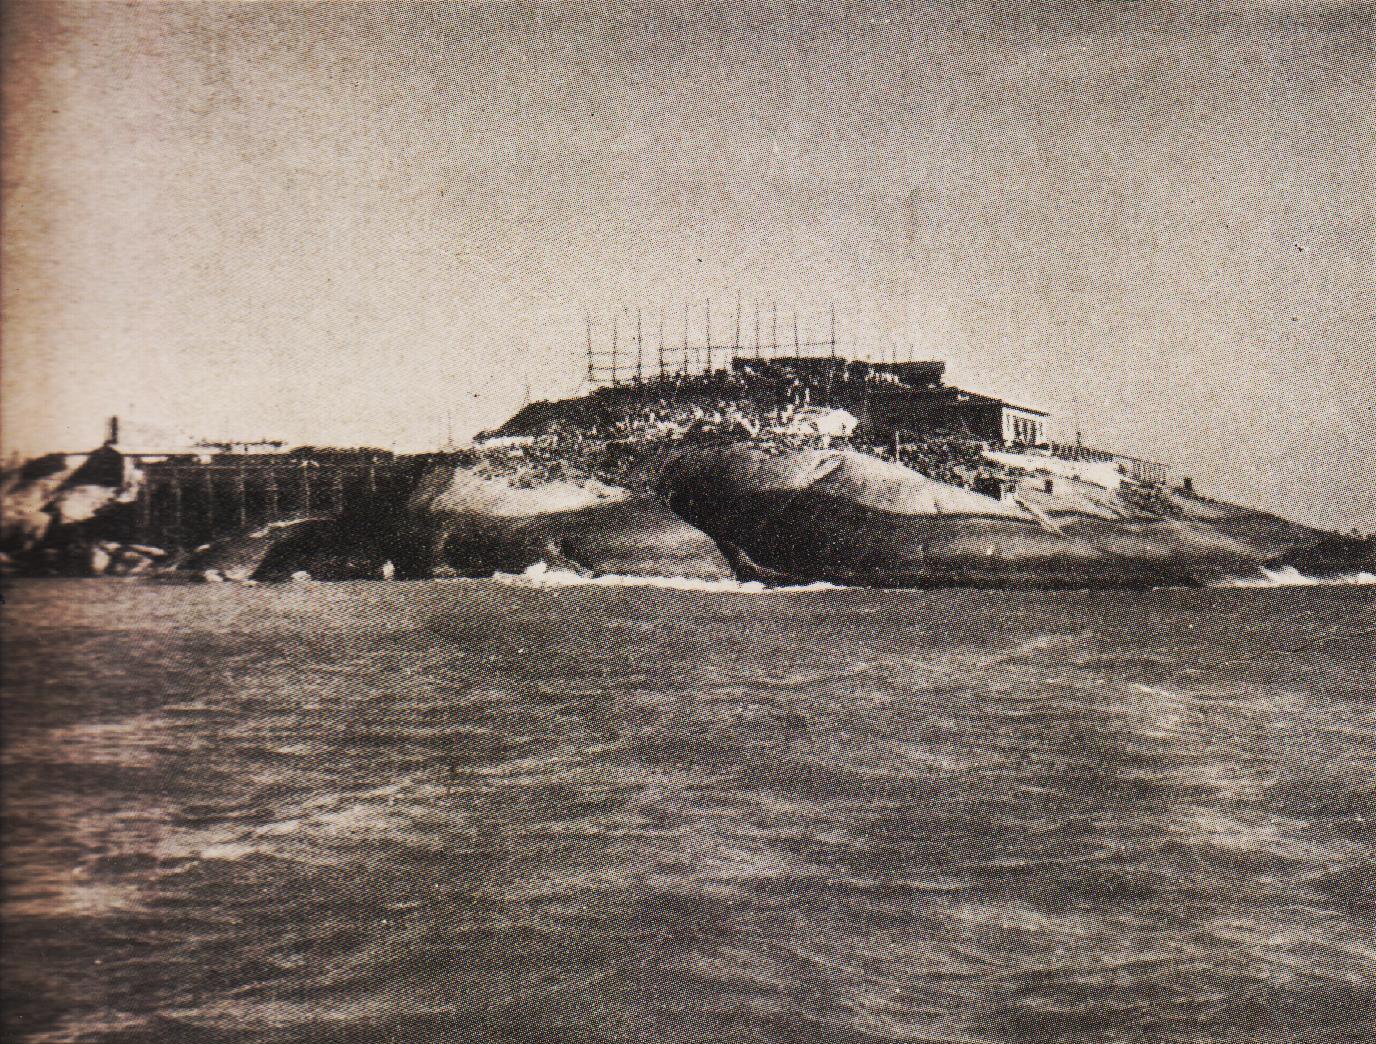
[792,311,800,355]
[733,291,742,369]
[171,469,184,549]
[237,466,247,529]
[704,298,712,374]
[367,461,377,496]
[585,309,594,385]
[266,467,279,521]
[302,460,312,514]
[681,302,690,376]
[203,468,215,541]
[829,304,837,360]
[139,476,153,541]
[770,302,778,360]
[610,312,619,386]
[753,300,761,361]
[657,305,666,379]
[635,307,644,386]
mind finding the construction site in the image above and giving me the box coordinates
[3,301,1185,569]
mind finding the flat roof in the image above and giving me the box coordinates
[1002,402,1049,417]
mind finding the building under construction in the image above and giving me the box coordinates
[510,301,1050,447]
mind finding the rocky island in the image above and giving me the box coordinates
[3,356,1371,588]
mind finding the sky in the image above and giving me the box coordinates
[3,0,1372,529]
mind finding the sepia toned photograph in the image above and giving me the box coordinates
[2,1,1373,1041]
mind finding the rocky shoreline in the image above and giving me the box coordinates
[4,439,1371,589]
[5,364,1372,589]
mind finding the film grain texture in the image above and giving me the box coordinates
[4,579,1375,1043]
[3,1,1374,1041]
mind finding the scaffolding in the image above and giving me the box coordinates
[581,299,844,388]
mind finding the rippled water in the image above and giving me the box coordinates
[3,579,1374,1043]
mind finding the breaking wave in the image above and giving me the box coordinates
[492,561,1376,594]
[491,560,840,593]
[1215,565,1376,588]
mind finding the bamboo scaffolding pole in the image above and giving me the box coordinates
[681,303,690,375]
[635,307,644,385]
[657,305,666,378]
[704,297,713,373]
[732,291,742,369]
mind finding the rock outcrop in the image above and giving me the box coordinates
[656,444,1338,589]
[392,464,734,580]
[182,516,349,581]
[1262,534,1375,581]
[1,454,80,551]
[5,420,1363,589]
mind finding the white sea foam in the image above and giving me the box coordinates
[487,561,1376,592]
[1215,565,1376,588]
[491,560,840,593]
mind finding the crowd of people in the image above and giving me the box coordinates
[467,364,1009,495]
[879,432,994,488]
[467,364,1174,513]
[470,388,846,491]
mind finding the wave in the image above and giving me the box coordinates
[490,561,841,594]
[470,561,1376,592]
[1215,565,1376,589]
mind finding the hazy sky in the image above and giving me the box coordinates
[3,0,1372,528]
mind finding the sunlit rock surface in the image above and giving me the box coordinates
[0,456,79,551]
[392,464,734,580]
[658,445,1337,589]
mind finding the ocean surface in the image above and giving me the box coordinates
[3,577,1374,1043]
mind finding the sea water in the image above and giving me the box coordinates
[2,578,1374,1043]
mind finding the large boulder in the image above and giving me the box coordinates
[0,454,78,551]
[249,513,400,581]
[46,484,123,528]
[784,407,858,439]
[2,446,143,557]
[656,445,1333,589]
[181,516,340,581]
[395,464,733,580]
[1262,534,1375,581]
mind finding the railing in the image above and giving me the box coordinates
[1047,442,1172,486]
[1047,441,1114,464]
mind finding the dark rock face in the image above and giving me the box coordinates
[1,448,142,567]
[173,467,734,582]
[552,498,737,579]
[1264,535,1375,580]
[182,517,341,581]
[392,465,734,580]
[1,460,79,552]
[657,445,1337,589]
[251,516,397,581]
[183,503,408,581]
